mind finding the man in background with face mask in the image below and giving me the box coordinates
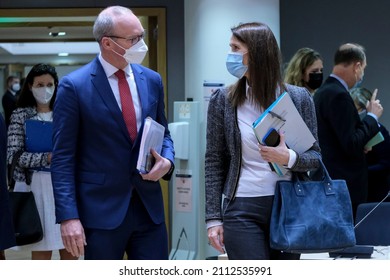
[51,6,174,260]
[314,43,383,217]
[2,75,20,129]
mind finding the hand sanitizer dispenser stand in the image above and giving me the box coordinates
[168,101,221,260]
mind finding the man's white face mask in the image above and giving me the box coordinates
[110,38,148,64]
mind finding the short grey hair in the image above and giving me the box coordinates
[92,6,133,43]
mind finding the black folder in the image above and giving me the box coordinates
[25,119,53,152]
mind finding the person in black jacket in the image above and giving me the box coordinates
[0,113,16,259]
[2,76,20,129]
[314,43,383,217]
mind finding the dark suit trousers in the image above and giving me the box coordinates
[84,190,168,260]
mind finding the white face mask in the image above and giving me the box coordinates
[11,83,20,92]
[32,86,55,104]
[111,38,148,64]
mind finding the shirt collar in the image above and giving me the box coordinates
[330,73,349,91]
[98,53,132,78]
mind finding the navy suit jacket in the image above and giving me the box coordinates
[0,114,16,250]
[51,57,174,230]
[314,77,379,207]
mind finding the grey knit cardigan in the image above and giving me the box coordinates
[205,84,321,222]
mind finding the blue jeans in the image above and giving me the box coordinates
[223,196,300,260]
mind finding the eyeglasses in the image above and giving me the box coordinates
[106,32,145,45]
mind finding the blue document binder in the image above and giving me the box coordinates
[25,119,53,152]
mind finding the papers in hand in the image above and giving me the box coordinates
[25,119,53,152]
[364,131,384,149]
[137,117,165,174]
[25,119,52,172]
[252,92,316,176]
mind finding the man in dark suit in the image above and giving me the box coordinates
[2,75,20,129]
[314,43,383,217]
[0,114,16,259]
[51,6,175,260]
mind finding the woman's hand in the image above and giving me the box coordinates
[259,133,290,166]
[47,152,52,164]
[207,225,225,254]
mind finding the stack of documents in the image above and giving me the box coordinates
[252,92,316,176]
[137,117,165,174]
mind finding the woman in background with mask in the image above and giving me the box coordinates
[7,64,77,260]
[284,47,323,95]
[205,22,321,260]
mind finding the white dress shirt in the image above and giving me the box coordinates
[98,54,142,132]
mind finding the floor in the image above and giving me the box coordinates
[4,249,61,260]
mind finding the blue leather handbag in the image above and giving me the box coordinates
[270,160,356,253]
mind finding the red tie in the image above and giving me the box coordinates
[115,70,137,141]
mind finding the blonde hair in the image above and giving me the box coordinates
[284,48,322,87]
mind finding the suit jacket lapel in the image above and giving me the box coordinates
[91,58,132,144]
[132,64,149,124]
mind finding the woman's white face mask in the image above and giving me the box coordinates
[110,38,149,64]
[32,86,55,104]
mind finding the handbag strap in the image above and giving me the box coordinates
[295,158,331,182]
[317,159,332,182]
[8,150,31,191]
[293,159,335,196]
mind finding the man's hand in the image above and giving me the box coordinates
[60,219,87,258]
[367,89,383,119]
[140,149,171,181]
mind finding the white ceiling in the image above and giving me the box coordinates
[0,15,98,65]
[0,42,99,55]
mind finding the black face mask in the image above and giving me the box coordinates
[306,72,323,90]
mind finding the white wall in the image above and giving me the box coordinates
[184,0,280,117]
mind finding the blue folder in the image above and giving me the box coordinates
[25,119,53,152]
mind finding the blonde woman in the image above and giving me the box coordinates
[284,47,323,94]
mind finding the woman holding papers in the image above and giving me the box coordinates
[205,22,321,260]
[7,64,76,260]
